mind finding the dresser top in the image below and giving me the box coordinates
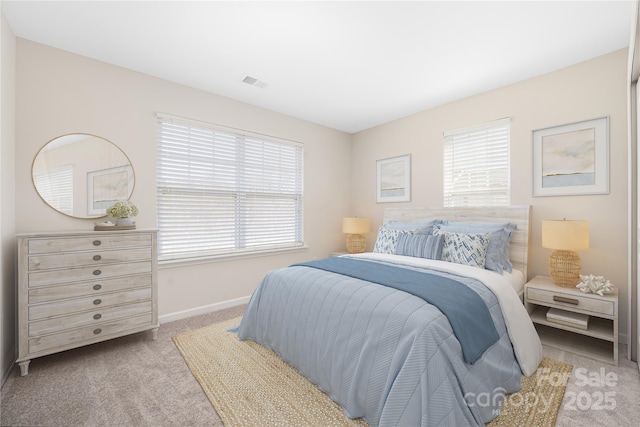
[17,228,158,238]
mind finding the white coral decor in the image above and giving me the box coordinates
[576,274,614,296]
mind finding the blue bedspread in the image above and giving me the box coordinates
[235,256,522,426]
[292,257,499,364]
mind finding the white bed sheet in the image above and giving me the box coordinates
[503,268,525,297]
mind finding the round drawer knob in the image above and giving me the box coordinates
[93,269,102,276]
[93,314,102,320]
[93,299,102,305]
[93,240,102,246]
[93,284,102,291]
[93,328,102,335]
[93,255,102,261]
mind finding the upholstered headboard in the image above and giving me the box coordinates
[383,205,532,280]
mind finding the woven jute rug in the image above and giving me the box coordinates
[487,356,572,427]
[173,317,572,427]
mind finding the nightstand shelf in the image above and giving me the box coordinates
[530,306,615,342]
[525,275,618,365]
[533,324,616,365]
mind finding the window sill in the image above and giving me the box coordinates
[158,245,310,269]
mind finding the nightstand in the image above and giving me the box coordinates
[524,275,618,365]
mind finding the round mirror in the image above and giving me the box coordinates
[32,134,135,219]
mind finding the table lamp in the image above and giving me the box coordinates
[542,219,589,287]
[342,217,371,253]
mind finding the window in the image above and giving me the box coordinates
[33,165,74,215]
[156,114,304,262]
[443,118,510,207]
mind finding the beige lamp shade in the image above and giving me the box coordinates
[542,220,589,287]
[342,217,371,234]
[541,220,589,250]
[342,217,371,253]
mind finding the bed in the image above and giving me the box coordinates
[235,206,542,427]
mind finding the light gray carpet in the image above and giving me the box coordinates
[546,344,640,427]
[1,305,244,427]
[1,304,639,427]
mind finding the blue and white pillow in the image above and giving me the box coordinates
[373,227,402,254]
[373,221,441,254]
[438,231,490,269]
[395,233,445,260]
[436,222,516,273]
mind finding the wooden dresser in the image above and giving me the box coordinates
[16,229,158,376]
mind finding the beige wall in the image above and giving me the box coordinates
[1,11,17,382]
[351,49,630,339]
[14,39,352,317]
[9,39,633,345]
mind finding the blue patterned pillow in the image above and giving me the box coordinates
[395,233,445,260]
[437,222,517,273]
[438,231,490,268]
[373,227,402,254]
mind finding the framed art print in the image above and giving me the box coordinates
[87,165,134,215]
[532,117,609,197]
[376,154,411,203]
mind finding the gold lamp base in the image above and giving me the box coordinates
[549,249,582,287]
[346,233,366,254]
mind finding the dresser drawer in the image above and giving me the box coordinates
[28,234,153,255]
[28,274,152,304]
[526,287,615,316]
[28,313,153,355]
[29,301,153,336]
[29,287,152,321]
[28,261,152,287]
[29,248,152,271]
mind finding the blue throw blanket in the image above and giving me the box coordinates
[292,257,499,364]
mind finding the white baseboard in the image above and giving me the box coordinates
[158,296,251,324]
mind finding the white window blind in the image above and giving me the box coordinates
[443,118,510,207]
[156,114,304,261]
[33,165,74,215]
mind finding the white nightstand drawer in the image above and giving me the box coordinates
[526,287,614,316]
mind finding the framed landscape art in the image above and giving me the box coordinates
[532,117,609,197]
[376,154,411,203]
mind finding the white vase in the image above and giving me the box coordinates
[116,217,134,226]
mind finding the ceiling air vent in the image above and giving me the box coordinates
[242,75,268,89]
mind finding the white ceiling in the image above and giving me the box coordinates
[2,1,634,133]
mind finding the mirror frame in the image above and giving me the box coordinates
[32,133,136,219]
